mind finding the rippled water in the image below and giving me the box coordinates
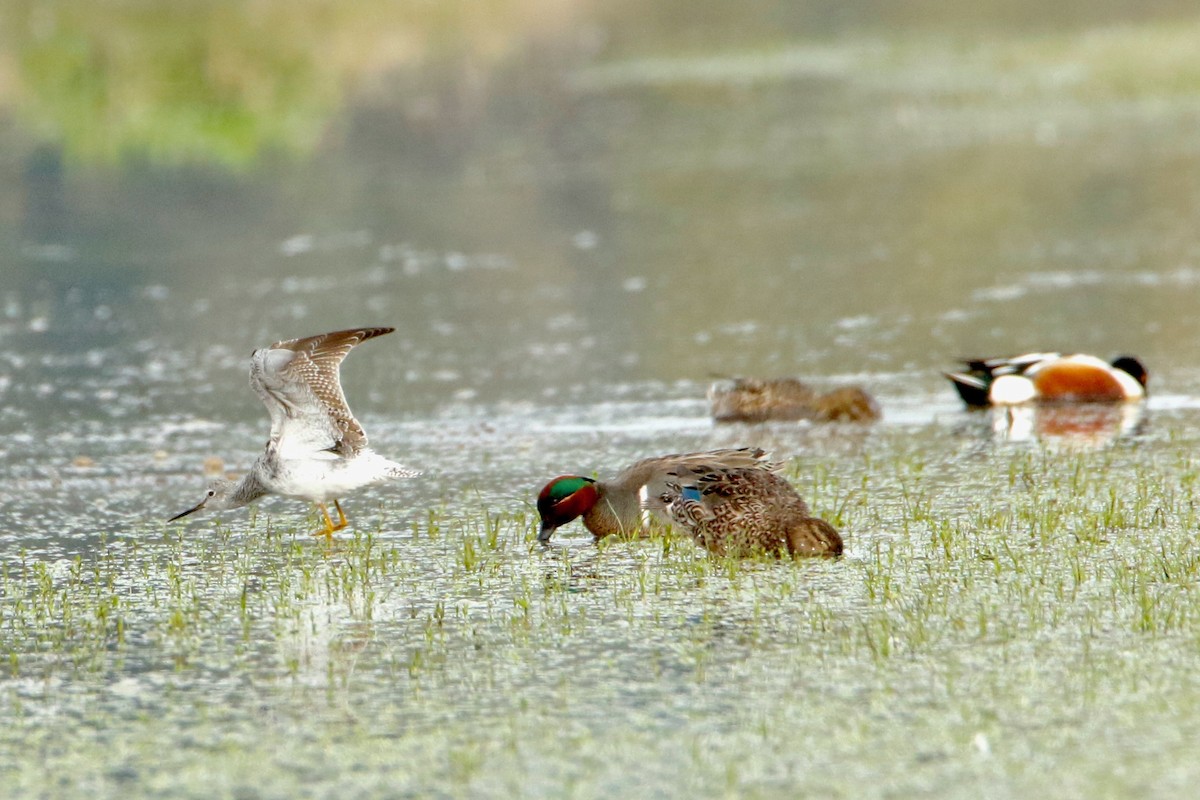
[4,2,1200,797]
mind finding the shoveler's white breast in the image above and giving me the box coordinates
[989,374,1038,405]
[1110,367,1145,399]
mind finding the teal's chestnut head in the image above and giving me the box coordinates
[536,476,599,542]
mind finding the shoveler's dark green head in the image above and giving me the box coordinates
[536,475,599,542]
[1111,355,1149,389]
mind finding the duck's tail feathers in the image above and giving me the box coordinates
[943,371,991,407]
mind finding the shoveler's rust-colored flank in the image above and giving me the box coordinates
[1031,361,1128,402]
[709,378,880,423]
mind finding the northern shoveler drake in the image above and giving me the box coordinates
[537,448,774,542]
[660,467,842,558]
[944,353,1147,407]
[708,378,881,423]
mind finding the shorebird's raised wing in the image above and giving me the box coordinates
[249,327,394,457]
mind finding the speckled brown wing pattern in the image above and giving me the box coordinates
[709,378,818,423]
[662,467,840,558]
[613,447,778,510]
[709,377,880,423]
[250,327,394,456]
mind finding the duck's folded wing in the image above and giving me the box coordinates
[624,447,778,513]
[660,468,809,531]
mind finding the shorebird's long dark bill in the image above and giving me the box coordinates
[168,500,205,522]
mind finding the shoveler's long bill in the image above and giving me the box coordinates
[1031,361,1133,402]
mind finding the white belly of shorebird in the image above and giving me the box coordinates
[268,451,397,502]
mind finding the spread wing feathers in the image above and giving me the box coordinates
[618,447,779,515]
[249,327,394,456]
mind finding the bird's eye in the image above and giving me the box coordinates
[207,490,215,497]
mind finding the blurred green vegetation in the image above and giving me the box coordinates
[0,0,564,168]
[1,1,1199,168]
[1038,19,1200,98]
[6,2,335,166]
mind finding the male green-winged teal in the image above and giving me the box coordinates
[709,378,880,423]
[536,448,774,542]
[944,353,1147,407]
[536,447,842,558]
[660,467,842,558]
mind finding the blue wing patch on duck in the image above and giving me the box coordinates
[660,467,842,558]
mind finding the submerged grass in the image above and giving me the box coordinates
[3,428,1200,796]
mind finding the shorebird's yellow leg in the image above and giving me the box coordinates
[312,503,350,542]
[313,503,336,539]
[332,500,348,531]
[312,501,349,539]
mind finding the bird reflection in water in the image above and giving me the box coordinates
[991,402,1146,449]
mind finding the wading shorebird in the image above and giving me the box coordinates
[535,447,842,558]
[169,326,420,538]
[944,353,1148,407]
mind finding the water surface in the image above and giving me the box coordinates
[3,2,1200,797]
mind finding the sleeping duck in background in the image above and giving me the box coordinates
[944,353,1148,407]
[708,377,881,423]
